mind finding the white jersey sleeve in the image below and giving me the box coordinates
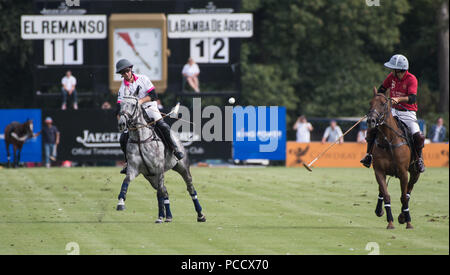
[137,75,156,100]
[141,75,155,96]
[117,82,126,103]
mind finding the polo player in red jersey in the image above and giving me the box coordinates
[360,54,426,173]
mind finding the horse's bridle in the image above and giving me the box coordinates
[367,94,390,127]
[119,96,140,129]
[368,93,409,151]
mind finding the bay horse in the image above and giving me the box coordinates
[366,88,420,229]
[116,96,206,223]
[4,119,34,168]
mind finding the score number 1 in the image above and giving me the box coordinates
[44,39,83,65]
[190,38,229,63]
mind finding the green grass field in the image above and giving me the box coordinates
[0,166,448,255]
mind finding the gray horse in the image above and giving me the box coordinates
[116,96,206,223]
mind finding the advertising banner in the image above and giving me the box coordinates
[286,142,449,168]
[42,109,122,161]
[44,108,232,162]
[233,106,286,161]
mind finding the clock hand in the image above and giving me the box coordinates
[117,32,152,71]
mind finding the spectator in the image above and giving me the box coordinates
[61,70,78,110]
[428,117,447,143]
[101,101,112,110]
[322,120,344,144]
[293,115,313,142]
[182,57,200,93]
[357,122,368,143]
[34,117,60,168]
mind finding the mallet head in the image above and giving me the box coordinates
[303,162,313,172]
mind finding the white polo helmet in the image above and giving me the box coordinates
[384,54,409,70]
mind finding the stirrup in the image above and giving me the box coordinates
[360,154,372,168]
[416,158,425,173]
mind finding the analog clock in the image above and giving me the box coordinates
[109,14,168,93]
[113,28,162,81]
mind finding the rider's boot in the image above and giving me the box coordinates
[119,132,129,174]
[155,120,185,160]
[120,163,128,174]
[360,128,377,168]
[413,132,425,173]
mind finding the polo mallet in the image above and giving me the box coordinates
[303,115,367,172]
[142,102,194,127]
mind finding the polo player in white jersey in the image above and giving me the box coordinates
[115,59,184,174]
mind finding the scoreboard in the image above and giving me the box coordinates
[23,0,251,106]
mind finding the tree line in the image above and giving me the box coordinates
[0,0,448,135]
[240,0,448,133]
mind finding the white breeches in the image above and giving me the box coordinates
[391,108,420,134]
[142,101,163,121]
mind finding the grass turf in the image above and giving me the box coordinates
[0,166,448,255]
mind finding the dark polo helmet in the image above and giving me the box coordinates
[115,59,133,73]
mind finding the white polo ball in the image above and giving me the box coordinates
[228,97,235,104]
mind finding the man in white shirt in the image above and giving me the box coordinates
[182,57,200,93]
[322,120,344,144]
[293,115,313,142]
[61,70,78,110]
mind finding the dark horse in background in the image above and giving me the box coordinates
[366,88,420,229]
[4,119,34,168]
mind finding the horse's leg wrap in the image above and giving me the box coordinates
[401,207,411,223]
[384,202,394,222]
[400,193,412,223]
[157,194,166,218]
[190,190,203,214]
[375,194,384,217]
[163,197,173,219]
[118,180,129,201]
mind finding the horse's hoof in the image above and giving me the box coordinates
[386,223,395,229]
[375,209,384,217]
[197,214,206,222]
[398,213,406,224]
[155,217,164,224]
[116,205,126,211]
[406,223,414,229]
[165,217,172,223]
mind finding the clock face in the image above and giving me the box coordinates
[113,27,162,82]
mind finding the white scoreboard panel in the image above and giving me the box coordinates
[44,39,83,65]
[190,38,229,63]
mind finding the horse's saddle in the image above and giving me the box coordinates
[141,110,171,151]
[393,116,416,161]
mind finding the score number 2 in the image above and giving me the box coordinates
[190,38,229,63]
